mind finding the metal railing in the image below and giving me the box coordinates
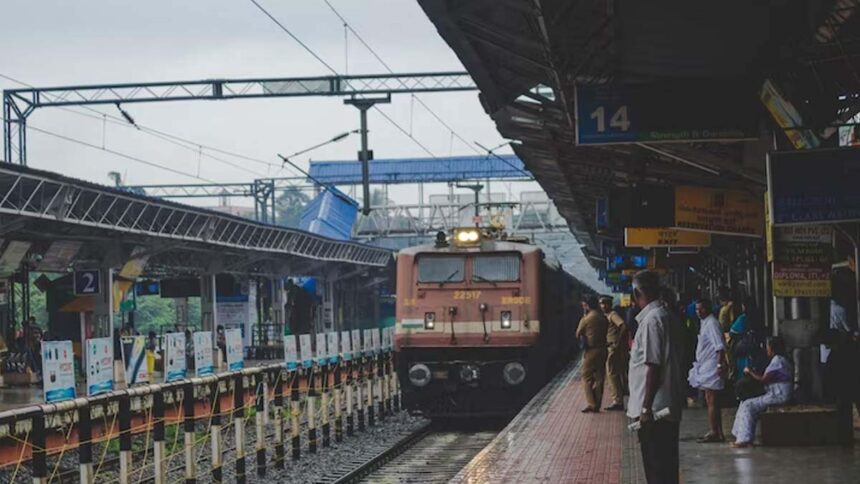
[0,347,397,483]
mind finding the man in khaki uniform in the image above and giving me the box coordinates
[600,295,629,410]
[576,294,609,412]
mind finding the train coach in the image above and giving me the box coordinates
[394,227,591,417]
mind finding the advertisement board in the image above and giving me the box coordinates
[86,337,114,396]
[164,332,187,382]
[327,332,339,364]
[193,331,214,377]
[351,329,362,357]
[299,334,312,368]
[284,335,299,370]
[772,225,833,297]
[122,335,149,385]
[315,333,327,365]
[340,330,352,361]
[225,328,243,371]
[674,185,763,236]
[42,340,76,403]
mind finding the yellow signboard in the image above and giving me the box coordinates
[674,186,764,237]
[625,228,711,248]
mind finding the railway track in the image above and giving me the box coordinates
[326,422,501,484]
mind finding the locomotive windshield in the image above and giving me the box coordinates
[473,254,521,282]
[417,255,465,283]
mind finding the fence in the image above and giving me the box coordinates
[0,348,399,484]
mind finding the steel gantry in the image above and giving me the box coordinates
[2,71,477,165]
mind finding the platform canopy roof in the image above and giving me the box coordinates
[308,154,531,185]
[0,164,391,278]
[419,0,860,265]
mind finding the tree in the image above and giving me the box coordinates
[276,186,311,228]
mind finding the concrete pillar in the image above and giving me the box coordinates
[200,274,221,367]
[271,278,285,339]
[200,274,217,332]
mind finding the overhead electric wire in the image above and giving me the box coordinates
[247,0,437,157]
[26,125,218,183]
[322,0,483,156]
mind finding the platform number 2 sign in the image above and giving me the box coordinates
[589,105,630,133]
[74,270,101,295]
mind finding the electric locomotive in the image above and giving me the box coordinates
[394,227,589,417]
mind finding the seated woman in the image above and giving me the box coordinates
[730,336,793,448]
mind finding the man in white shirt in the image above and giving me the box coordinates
[627,270,683,484]
[687,300,726,443]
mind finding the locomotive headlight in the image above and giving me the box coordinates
[453,227,481,246]
[424,312,436,329]
[408,363,431,387]
[503,362,526,386]
[500,310,512,329]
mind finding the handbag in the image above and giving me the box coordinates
[734,375,765,401]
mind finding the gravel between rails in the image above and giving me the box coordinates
[0,410,429,484]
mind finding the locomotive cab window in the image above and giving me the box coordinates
[473,254,520,282]
[417,255,465,283]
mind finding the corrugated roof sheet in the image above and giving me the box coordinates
[308,155,530,185]
[299,188,359,241]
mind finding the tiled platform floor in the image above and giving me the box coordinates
[451,361,860,484]
[450,361,626,484]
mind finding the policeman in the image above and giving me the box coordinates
[600,295,628,411]
[576,294,609,413]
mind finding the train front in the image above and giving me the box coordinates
[394,228,543,417]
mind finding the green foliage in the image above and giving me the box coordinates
[134,296,176,334]
[276,186,311,228]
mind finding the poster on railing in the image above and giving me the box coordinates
[315,333,327,365]
[86,337,114,396]
[351,329,362,357]
[382,327,392,351]
[193,331,214,377]
[164,332,187,382]
[372,328,381,354]
[42,340,76,403]
[225,328,244,371]
[340,330,352,361]
[388,326,396,350]
[326,332,339,364]
[122,335,149,385]
[299,334,312,368]
[284,335,299,370]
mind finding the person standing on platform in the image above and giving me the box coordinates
[717,287,736,334]
[628,270,684,484]
[600,295,628,411]
[577,294,609,413]
[625,297,641,349]
[687,300,726,443]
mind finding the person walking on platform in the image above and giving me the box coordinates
[628,270,684,484]
[687,300,726,443]
[600,295,628,411]
[577,294,609,413]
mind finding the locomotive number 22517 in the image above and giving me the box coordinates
[453,290,481,300]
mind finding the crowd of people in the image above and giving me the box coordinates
[575,270,860,484]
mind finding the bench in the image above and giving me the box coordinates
[760,404,852,446]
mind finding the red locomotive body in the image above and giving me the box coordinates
[395,231,588,417]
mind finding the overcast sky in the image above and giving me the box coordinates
[1,0,513,191]
[2,0,607,291]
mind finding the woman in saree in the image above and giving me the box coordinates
[730,336,793,448]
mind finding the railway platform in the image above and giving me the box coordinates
[451,361,860,484]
